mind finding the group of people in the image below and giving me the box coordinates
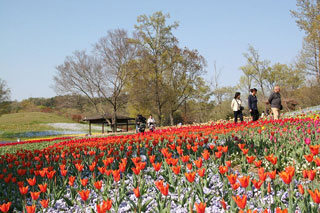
[231,86,282,123]
[135,114,156,133]
[134,86,282,132]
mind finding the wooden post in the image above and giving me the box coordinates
[102,123,104,134]
[126,120,129,132]
[89,121,92,135]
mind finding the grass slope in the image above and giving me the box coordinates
[0,112,75,140]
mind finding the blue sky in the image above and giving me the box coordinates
[0,0,304,101]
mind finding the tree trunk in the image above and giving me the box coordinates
[112,106,117,133]
[169,110,174,126]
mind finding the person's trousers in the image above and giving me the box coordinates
[271,107,280,120]
[234,110,243,123]
[251,109,259,121]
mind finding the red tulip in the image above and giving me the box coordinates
[0,202,11,213]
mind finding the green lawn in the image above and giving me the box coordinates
[0,112,75,140]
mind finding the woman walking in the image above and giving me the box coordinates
[231,92,244,123]
[248,88,259,121]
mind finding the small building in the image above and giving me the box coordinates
[82,114,135,135]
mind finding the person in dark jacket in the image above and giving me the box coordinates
[248,88,259,121]
[268,86,282,120]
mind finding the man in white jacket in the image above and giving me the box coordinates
[231,92,243,123]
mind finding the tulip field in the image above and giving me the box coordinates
[0,113,320,212]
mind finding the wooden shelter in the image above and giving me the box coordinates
[82,114,135,135]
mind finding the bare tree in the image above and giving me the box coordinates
[54,29,136,132]
[243,45,270,98]
[94,29,137,131]
[210,61,223,104]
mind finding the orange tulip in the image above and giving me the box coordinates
[26,205,36,213]
[171,165,181,175]
[232,195,247,209]
[26,176,36,186]
[46,171,56,179]
[97,199,112,213]
[276,208,288,213]
[239,176,250,188]
[246,156,256,164]
[201,149,210,160]
[38,183,47,193]
[254,160,262,167]
[81,178,88,187]
[69,176,76,186]
[133,186,140,198]
[304,154,314,163]
[265,154,277,165]
[251,179,263,189]
[227,173,238,185]
[308,170,316,181]
[19,186,29,195]
[279,167,294,185]
[194,157,203,168]
[112,170,120,182]
[78,189,90,201]
[187,163,193,170]
[308,189,320,203]
[94,180,103,190]
[40,199,49,208]
[231,183,240,190]
[241,148,249,155]
[152,162,162,172]
[215,151,222,159]
[75,163,84,172]
[197,168,206,177]
[238,143,246,149]
[0,202,11,213]
[219,166,228,175]
[181,155,189,163]
[220,199,227,209]
[195,202,206,213]
[314,157,320,166]
[267,170,277,180]
[298,184,304,195]
[30,191,41,200]
[309,145,319,155]
[185,172,196,183]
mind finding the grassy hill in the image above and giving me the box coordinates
[0,112,75,140]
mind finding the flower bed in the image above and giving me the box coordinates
[0,113,320,212]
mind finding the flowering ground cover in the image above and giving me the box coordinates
[0,112,320,212]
